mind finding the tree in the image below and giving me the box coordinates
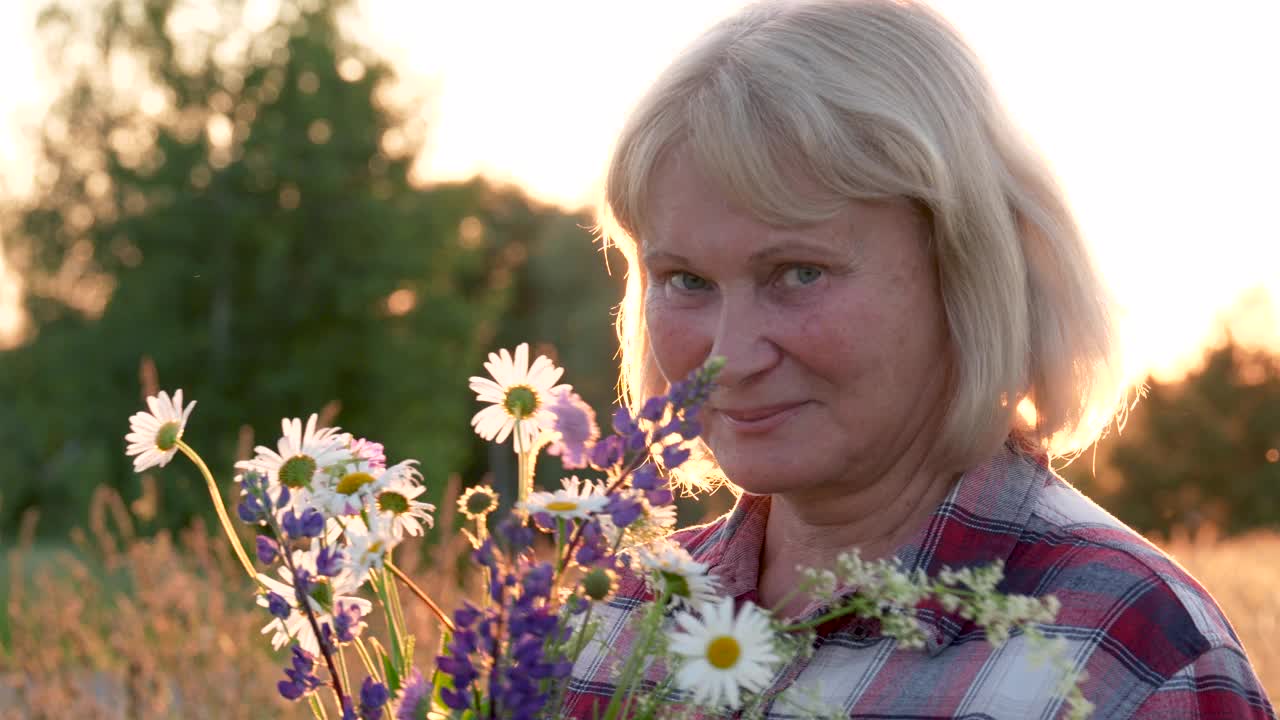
[1065,341,1280,536]
[0,0,575,537]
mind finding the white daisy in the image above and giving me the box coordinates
[668,597,782,709]
[636,539,721,610]
[312,458,420,518]
[372,469,435,540]
[343,512,398,583]
[125,390,197,472]
[519,475,609,520]
[469,343,571,452]
[236,415,352,511]
[257,541,372,656]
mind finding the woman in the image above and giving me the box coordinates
[564,1,1275,718]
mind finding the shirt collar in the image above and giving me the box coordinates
[689,441,1049,656]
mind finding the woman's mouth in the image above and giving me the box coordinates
[717,402,808,434]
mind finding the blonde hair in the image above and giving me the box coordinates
[597,0,1128,478]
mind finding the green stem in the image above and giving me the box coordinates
[177,441,259,585]
[308,694,329,720]
[353,636,381,681]
[601,590,669,720]
[387,560,455,632]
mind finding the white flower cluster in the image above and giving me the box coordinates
[815,549,1091,719]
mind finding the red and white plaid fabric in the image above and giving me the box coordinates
[561,442,1277,719]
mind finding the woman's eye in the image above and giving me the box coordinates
[668,272,710,292]
[780,265,823,288]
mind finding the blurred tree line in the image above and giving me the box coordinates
[0,0,624,540]
[1064,341,1280,537]
[1,0,1276,544]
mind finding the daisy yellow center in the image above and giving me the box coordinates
[155,422,181,451]
[503,385,539,419]
[279,455,317,489]
[706,635,741,670]
[660,570,691,599]
[377,491,409,514]
[544,500,579,513]
[336,471,376,496]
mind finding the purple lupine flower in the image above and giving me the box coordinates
[333,601,365,643]
[647,487,674,507]
[395,668,431,720]
[520,562,553,599]
[291,567,314,604]
[281,507,324,539]
[661,444,691,470]
[358,676,390,720]
[454,602,481,628]
[316,545,344,577]
[497,517,534,552]
[278,644,322,701]
[606,494,645,529]
[545,389,599,470]
[439,686,471,711]
[266,591,291,620]
[612,407,637,436]
[638,395,666,421]
[588,434,624,469]
[631,463,661,490]
[575,520,610,566]
[256,536,279,565]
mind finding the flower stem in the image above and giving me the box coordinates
[386,561,455,632]
[177,441,259,585]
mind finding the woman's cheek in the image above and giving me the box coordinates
[645,300,708,383]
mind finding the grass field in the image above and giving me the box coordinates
[2,486,1276,718]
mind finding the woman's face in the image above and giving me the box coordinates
[642,155,954,499]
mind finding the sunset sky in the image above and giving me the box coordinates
[1,0,1277,381]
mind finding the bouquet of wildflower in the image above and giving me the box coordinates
[124,344,1092,719]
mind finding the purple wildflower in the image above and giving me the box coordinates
[612,407,637,436]
[316,545,344,577]
[277,644,322,701]
[606,494,644,529]
[630,463,661,490]
[647,487,674,507]
[395,669,431,720]
[588,434,624,469]
[333,601,365,643]
[266,591,290,620]
[281,507,324,539]
[661,444,691,470]
[255,536,279,565]
[638,395,667,421]
[358,676,390,720]
[545,389,599,469]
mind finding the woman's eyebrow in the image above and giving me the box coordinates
[643,240,845,267]
[641,249,690,267]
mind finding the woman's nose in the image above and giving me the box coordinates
[707,293,780,389]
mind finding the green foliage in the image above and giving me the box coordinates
[0,0,621,539]
[1066,341,1280,536]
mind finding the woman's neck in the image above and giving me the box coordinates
[756,453,958,618]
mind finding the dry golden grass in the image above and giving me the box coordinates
[1,482,472,720]
[2,483,1276,717]
[1155,529,1280,700]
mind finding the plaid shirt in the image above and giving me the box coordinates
[562,442,1277,719]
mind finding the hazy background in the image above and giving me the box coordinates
[0,0,1276,714]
